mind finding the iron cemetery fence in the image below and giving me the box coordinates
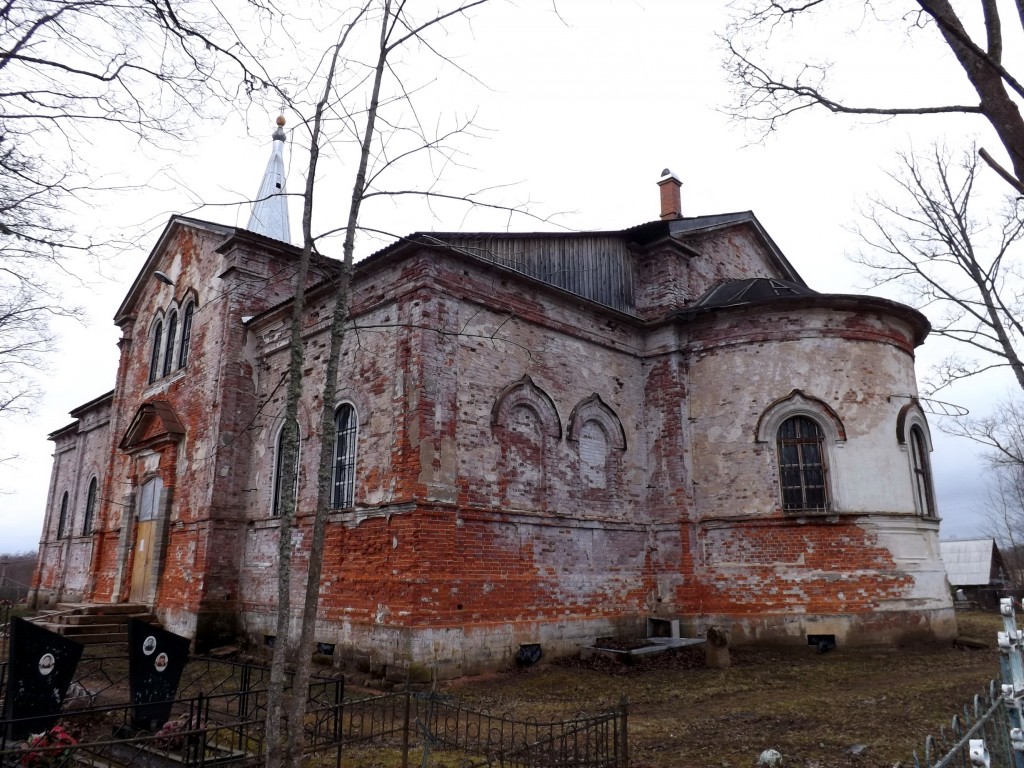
[0,650,627,768]
[914,597,1024,768]
[912,681,1017,768]
[340,691,628,768]
[0,655,346,767]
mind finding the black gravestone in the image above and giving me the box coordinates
[127,618,190,730]
[3,617,84,740]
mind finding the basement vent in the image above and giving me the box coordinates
[647,618,680,639]
[807,634,836,653]
[516,643,542,666]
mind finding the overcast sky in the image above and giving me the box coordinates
[0,0,1010,553]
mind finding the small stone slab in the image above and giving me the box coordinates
[581,637,706,663]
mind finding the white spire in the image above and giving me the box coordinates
[247,114,291,244]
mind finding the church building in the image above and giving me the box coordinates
[31,124,956,678]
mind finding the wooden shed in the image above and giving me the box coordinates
[939,538,1010,610]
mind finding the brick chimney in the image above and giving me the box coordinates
[657,169,682,220]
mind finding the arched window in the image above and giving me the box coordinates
[272,420,299,517]
[777,416,830,511]
[162,309,178,377]
[83,476,98,534]
[332,404,358,509]
[579,421,609,490]
[178,301,194,369]
[503,404,543,507]
[910,425,936,516]
[491,376,562,509]
[568,393,626,498]
[148,320,163,384]
[57,491,69,539]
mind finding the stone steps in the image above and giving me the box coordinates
[35,603,159,645]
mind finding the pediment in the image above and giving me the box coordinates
[119,401,185,452]
[115,216,233,325]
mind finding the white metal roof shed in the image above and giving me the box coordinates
[940,538,999,587]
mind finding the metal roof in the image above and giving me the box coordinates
[939,538,1000,586]
[695,278,819,309]
[247,121,291,244]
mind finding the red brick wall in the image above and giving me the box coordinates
[36,219,954,671]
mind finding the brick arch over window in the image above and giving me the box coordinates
[755,390,845,513]
[895,400,933,449]
[567,394,626,494]
[754,389,846,444]
[491,376,561,509]
[567,394,626,449]
[490,375,561,439]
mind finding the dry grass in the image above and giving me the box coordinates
[431,611,1005,768]
[5,612,1001,768]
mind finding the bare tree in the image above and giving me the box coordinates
[948,397,1024,466]
[964,410,1024,590]
[724,1,1024,191]
[259,3,506,765]
[0,0,269,422]
[0,286,51,420]
[853,144,1024,391]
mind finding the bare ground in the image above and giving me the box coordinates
[430,611,1006,768]
[4,611,1003,767]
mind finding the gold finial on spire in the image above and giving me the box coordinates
[272,107,286,142]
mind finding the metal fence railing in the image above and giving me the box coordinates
[0,650,626,768]
[912,681,1017,768]
[341,691,628,768]
[0,666,345,768]
[0,578,29,605]
[912,597,1024,768]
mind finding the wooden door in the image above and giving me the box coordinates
[129,477,161,603]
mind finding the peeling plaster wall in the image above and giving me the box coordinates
[34,398,111,605]
[679,303,952,644]
[34,217,956,676]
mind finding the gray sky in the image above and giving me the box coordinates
[0,0,1007,552]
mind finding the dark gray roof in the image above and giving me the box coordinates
[696,278,819,309]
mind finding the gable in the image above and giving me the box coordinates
[679,225,799,302]
[115,216,233,325]
[940,539,1001,586]
[119,401,185,452]
[666,213,804,285]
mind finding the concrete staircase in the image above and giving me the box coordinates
[35,603,159,645]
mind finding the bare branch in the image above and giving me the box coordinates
[852,143,1024,391]
[724,0,1024,189]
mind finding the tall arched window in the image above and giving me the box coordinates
[272,420,299,517]
[56,491,69,539]
[910,425,936,516]
[332,404,358,509]
[83,476,98,534]
[162,309,178,377]
[148,320,163,384]
[777,416,830,511]
[178,301,194,369]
